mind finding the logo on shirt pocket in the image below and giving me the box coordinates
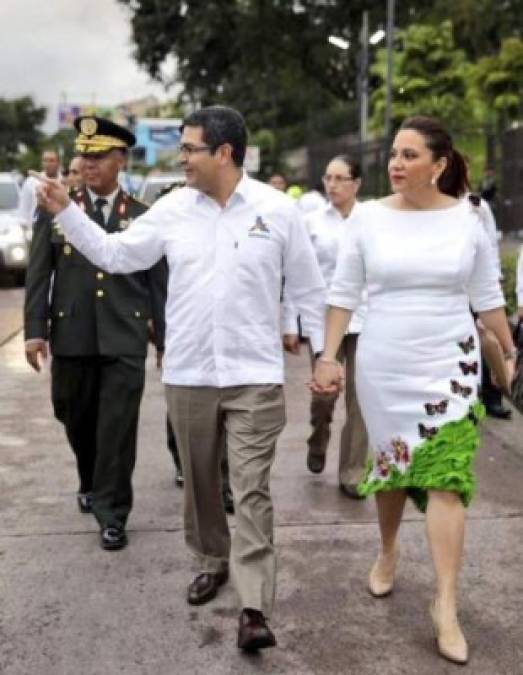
[248,216,271,239]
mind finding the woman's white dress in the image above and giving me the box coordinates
[328,199,505,510]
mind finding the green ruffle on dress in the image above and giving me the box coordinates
[357,402,485,512]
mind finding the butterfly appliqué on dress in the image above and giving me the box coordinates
[459,361,478,375]
[418,423,439,439]
[450,380,473,398]
[458,336,475,354]
[424,399,449,415]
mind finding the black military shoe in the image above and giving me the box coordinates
[100,526,128,551]
[77,492,93,514]
[307,448,326,474]
[237,608,277,652]
[223,486,234,514]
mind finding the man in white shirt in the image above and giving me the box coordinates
[34,105,326,652]
[19,149,61,226]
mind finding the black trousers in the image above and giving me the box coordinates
[51,354,145,528]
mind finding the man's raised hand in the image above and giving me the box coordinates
[29,171,71,214]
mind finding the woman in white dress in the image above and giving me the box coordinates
[312,116,516,665]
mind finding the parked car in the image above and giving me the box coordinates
[138,173,185,205]
[0,173,28,285]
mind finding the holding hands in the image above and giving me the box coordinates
[310,356,344,395]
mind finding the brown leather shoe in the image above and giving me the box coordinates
[237,608,277,652]
[187,571,228,605]
[307,448,326,474]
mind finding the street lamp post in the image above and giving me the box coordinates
[384,0,395,142]
[359,11,369,147]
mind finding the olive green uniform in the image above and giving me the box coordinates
[24,187,167,529]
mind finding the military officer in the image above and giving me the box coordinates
[24,116,167,551]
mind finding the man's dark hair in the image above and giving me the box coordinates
[182,106,247,168]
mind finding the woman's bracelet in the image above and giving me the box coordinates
[318,356,339,365]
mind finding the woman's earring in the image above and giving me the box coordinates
[431,176,437,186]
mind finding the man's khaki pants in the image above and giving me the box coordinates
[308,334,368,487]
[165,384,285,618]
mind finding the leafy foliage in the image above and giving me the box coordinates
[501,251,519,317]
[474,38,523,122]
[117,1,438,131]
[424,0,523,60]
[115,1,521,178]
[0,97,46,170]
[370,21,471,133]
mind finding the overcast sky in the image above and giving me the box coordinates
[1,0,173,133]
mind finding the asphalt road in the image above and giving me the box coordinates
[1,289,522,675]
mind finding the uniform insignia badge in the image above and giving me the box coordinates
[119,220,130,230]
[80,117,98,136]
[248,216,271,238]
[63,244,72,256]
[52,221,64,236]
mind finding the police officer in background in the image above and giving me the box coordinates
[24,116,167,551]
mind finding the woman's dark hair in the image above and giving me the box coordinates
[399,116,469,198]
[330,154,362,180]
[181,105,247,167]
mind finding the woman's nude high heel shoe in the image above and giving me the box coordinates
[430,598,468,665]
[368,548,399,597]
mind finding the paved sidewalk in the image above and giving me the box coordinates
[1,328,522,675]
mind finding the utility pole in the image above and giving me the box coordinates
[359,10,369,147]
[384,0,395,142]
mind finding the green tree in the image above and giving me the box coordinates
[421,0,523,61]
[0,97,47,169]
[117,1,440,132]
[370,21,472,133]
[473,38,523,125]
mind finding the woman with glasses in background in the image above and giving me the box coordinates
[283,154,368,498]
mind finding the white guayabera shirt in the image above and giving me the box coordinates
[56,173,326,387]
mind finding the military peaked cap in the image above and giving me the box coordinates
[74,116,136,154]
